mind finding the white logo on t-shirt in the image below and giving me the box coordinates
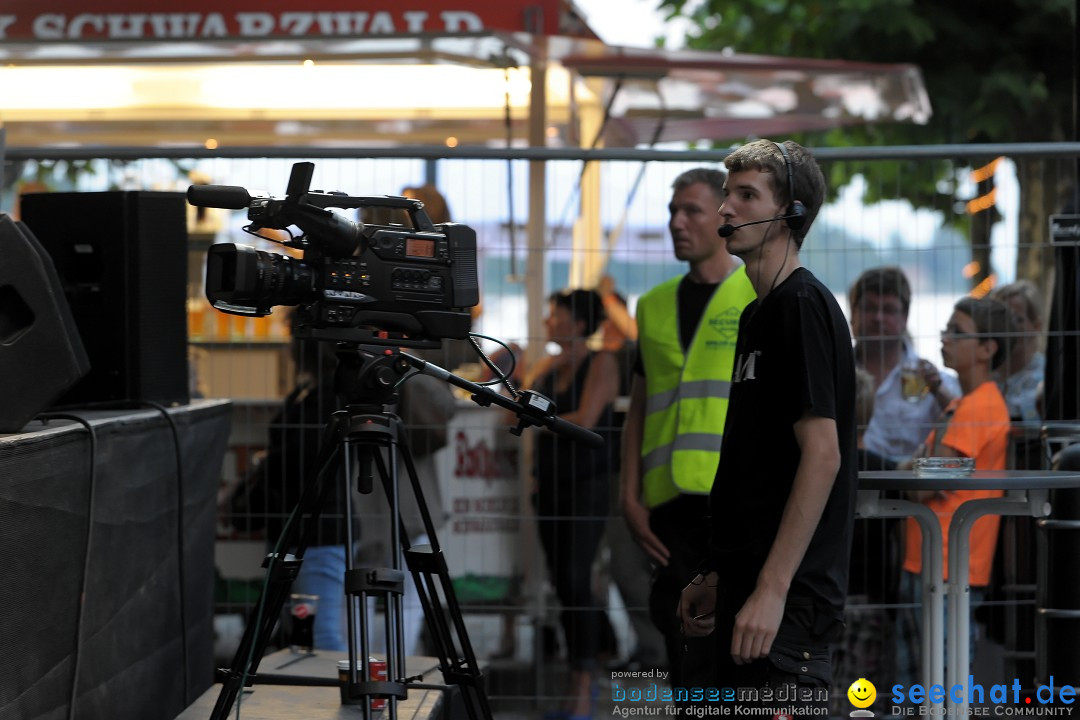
[732,350,761,383]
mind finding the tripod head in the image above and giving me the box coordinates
[329,343,603,447]
[332,344,411,410]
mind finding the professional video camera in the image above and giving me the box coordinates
[187,162,478,346]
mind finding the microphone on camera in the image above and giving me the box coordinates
[717,213,802,238]
[187,184,255,209]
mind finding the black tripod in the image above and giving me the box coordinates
[209,342,602,720]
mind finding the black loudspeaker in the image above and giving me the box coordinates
[20,191,189,407]
[0,215,91,432]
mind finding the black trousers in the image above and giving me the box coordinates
[708,575,837,716]
[535,474,609,671]
[648,494,714,689]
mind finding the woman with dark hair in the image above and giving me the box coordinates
[528,288,619,719]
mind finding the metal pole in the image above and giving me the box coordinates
[0,126,8,214]
[524,46,548,710]
[424,158,438,189]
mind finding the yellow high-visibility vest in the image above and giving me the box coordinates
[637,267,755,508]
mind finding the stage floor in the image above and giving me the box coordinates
[177,651,444,720]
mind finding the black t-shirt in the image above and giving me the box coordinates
[231,379,350,546]
[708,267,857,616]
[633,276,720,376]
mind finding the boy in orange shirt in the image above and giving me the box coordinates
[896,296,1016,687]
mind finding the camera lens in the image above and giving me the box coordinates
[206,244,316,313]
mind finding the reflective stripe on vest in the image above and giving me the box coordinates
[637,267,755,509]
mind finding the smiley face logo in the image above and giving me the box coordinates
[847,678,876,709]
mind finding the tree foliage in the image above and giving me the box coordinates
[658,0,1074,282]
[658,0,1074,145]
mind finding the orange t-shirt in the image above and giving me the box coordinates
[903,381,1010,587]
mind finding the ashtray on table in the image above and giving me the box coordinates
[913,456,975,478]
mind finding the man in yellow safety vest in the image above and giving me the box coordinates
[620,167,755,689]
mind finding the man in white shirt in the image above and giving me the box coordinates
[849,267,959,463]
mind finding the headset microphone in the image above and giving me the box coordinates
[717,213,802,238]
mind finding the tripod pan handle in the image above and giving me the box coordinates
[545,414,604,448]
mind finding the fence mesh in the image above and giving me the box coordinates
[5,145,1078,714]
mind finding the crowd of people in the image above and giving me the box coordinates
[223,148,1051,715]
[533,141,1045,714]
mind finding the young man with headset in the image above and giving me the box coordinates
[622,167,756,689]
[678,140,857,706]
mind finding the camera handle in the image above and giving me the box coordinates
[400,352,604,448]
[322,343,604,449]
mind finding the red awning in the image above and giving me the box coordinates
[0,0,597,41]
[0,4,929,148]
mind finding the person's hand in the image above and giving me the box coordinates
[679,572,718,637]
[598,274,616,298]
[621,497,670,565]
[918,359,942,392]
[731,582,786,665]
[918,359,954,407]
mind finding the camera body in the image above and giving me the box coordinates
[192,162,478,344]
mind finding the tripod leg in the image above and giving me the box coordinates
[372,439,496,720]
[208,414,346,720]
[342,443,363,707]
[341,431,410,720]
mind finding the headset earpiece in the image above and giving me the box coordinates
[787,200,807,231]
[774,141,807,232]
